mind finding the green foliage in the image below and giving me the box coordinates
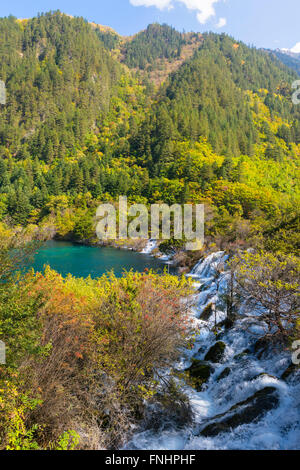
[0,381,42,450]
[0,12,121,159]
[122,24,186,70]
[0,14,299,254]
[50,431,80,451]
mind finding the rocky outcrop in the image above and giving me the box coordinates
[185,359,214,392]
[253,337,271,359]
[216,367,231,382]
[199,387,280,437]
[233,349,250,360]
[281,363,299,381]
[200,303,214,321]
[204,341,226,363]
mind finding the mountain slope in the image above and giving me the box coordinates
[0,12,121,160]
[272,49,300,76]
[0,13,299,252]
[131,33,300,163]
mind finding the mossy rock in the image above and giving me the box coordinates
[217,315,237,330]
[185,359,214,392]
[217,367,231,382]
[200,387,280,437]
[200,303,214,321]
[233,349,250,360]
[215,331,225,341]
[204,341,226,363]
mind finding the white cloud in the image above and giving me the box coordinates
[130,0,173,10]
[216,17,226,28]
[291,42,300,53]
[129,0,223,24]
[180,0,220,24]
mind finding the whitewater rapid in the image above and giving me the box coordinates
[125,251,300,450]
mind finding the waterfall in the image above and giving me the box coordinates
[189,251,227,280]
[141,239,158,254]
[125,251,300,450]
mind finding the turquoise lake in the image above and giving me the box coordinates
[31,240,174,278]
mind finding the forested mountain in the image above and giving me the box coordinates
[121,24,203,85]
[135,33,299,165]
[272,49,300,76]
[0,12,299,253]
[122,23,190,69]
[0,12,299,451]
[0,12,121,160]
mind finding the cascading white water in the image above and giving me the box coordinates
[125,251,300,450]
[141,239,158,254]
[189,251,227,279]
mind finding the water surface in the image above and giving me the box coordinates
[32,240,173,278]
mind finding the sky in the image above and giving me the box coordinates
[1,0,299,51]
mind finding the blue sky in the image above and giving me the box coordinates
[1,0,299,51]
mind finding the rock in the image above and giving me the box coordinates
[197,346,207,355]
[200,303,214,321]
[200,387,280,437]
[253,373,278,381]
[233,349,250,360]
[215,331,225,341]
[253,337,270,359]
[281,363,299,381]
[217,367,231,382]
[185,359,214,392]
[204,341,226,363]
[217,315,237,330]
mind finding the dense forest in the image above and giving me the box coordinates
[122,23,188,69]
[0,12,299,450]
[0,14,298,254]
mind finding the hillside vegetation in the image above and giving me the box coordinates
[0,12,299,450]
[1,15,298,253]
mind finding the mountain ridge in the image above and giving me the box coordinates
[0,11,298,256]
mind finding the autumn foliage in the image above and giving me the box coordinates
[0,255,193,449]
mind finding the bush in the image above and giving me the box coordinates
[0,255,193,449]
[233,251,300,343]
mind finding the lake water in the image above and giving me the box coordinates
[31,240,173,278]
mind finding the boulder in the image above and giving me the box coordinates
[216,367,231,382]
[200,303,214,321]
[253,337,270,359]
[281,363,299,381]
[217,315,237,330]
[199,387,280,437]
[204,341,226,363]
[185,359,214,392]
[233,349,250,360]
